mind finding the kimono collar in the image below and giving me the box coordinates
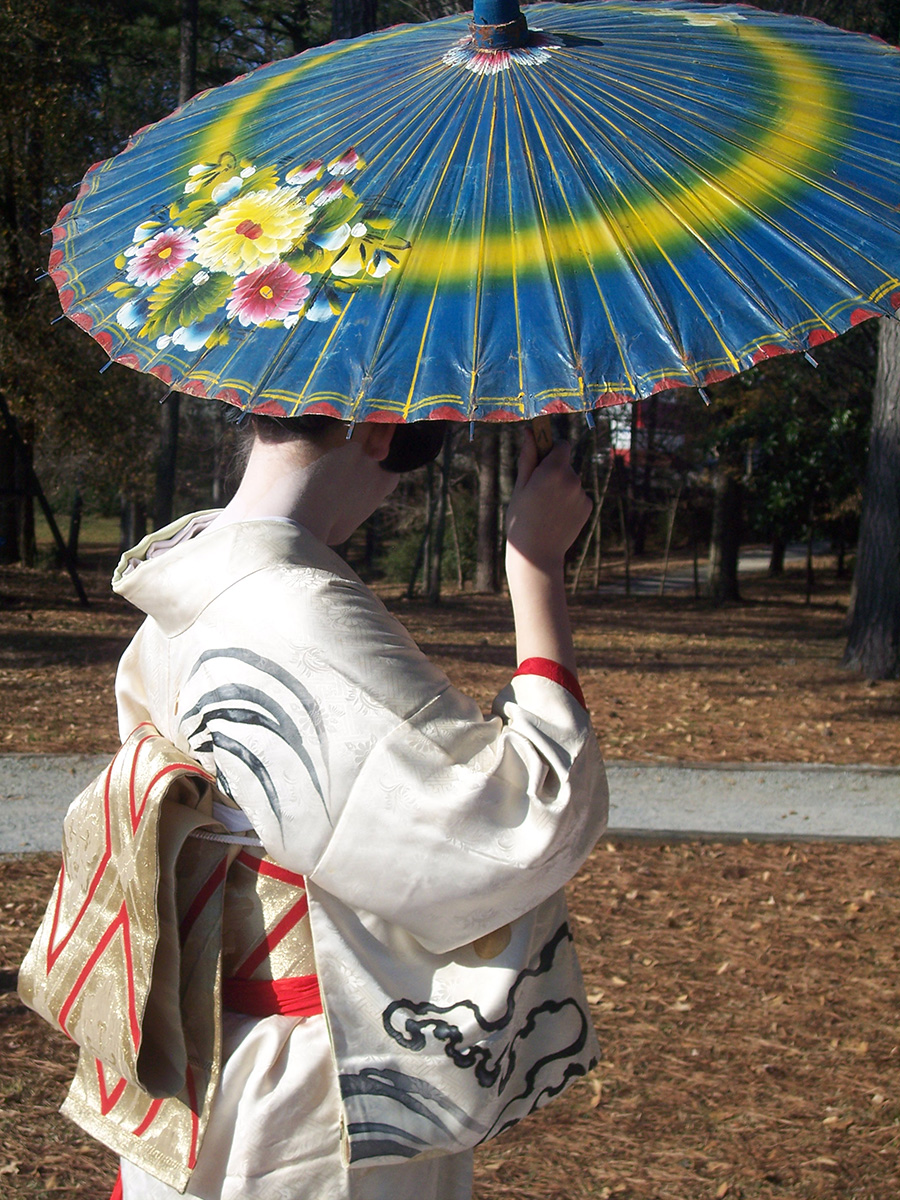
[111,512,352,637]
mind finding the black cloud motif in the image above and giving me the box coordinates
[382,922,591,1094]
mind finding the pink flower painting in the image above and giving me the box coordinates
[109,145,408,346]
[327,147,364,176]
[286,159,324,186]
[126,227,197,285]
[226,262,311,326]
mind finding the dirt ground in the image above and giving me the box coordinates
[2,844,898,1199]
[1,553,899,1197]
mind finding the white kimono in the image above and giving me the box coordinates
[111,513,609,1199]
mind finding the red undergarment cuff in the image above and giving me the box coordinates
[223,973,323,1019]
[513,657,587,710]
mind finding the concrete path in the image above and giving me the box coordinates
[594,541,825,596]
[0,754,897,854]
[605,761,899,842]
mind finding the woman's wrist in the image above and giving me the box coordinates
[506,550,577,673]
[505,542,566,585]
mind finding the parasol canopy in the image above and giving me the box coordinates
[49,0,900,425]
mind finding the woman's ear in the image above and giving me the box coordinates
[355,422,396,463]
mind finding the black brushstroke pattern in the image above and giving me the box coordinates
[345,1121,430,1147]
[383,923,587,1091]
[185,694,322,805]
[201,727,283,826]
[347,1138,419,1162]
[182,684,324,804]
[339,1066,478,1136]
[188,648,328,744]
[179,648,331,827]
[484,1055,597,1144]
[340,1067,483,1162]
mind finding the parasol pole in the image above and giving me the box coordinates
[470,0,553,458]
[470,0,530,48]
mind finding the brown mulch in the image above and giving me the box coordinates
[1,552,898,763]
[1,554,899,1196]
[2,844,898,1198]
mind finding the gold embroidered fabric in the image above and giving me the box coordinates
[19,725,316,1193]
[222,850,316,983]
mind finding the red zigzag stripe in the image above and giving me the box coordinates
[58,902,141,1049]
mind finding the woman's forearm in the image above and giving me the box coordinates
[506,548,578,674]
[503,432,590,679]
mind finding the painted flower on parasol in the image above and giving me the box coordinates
[103,146,408,358]
[49,0,900,424]
[125,228,198,286]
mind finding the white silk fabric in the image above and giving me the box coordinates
[120,1013,474,1200]
[112,514,608,1190]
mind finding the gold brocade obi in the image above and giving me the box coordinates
[19,726,317,1194]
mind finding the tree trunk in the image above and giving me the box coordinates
[446,489,464,588]
[706,454,742,605]
[15,427,35,567]
[153,1,198,532]
[179,0,198,105]
[475,426,500,593]
[426,430,454,602]
[498,426,516,540]
[406,467,435,599]
[332,0,377,40]
[17,434,35,567]
[67,489,83,569]
[154,395,180,530]
[571,455,612,594]
[835,520,848,580]
[844,317,900,679]
[120,495,147,554]
[592,427,607,587]
[768,532,787,577]
[612,455,631,595]
[659,481,683,597]
[628,403,641,555]
[0,419,36,566]
[0,421,20,564]
[281,2,312,53]
[692,504,700,600]
[618,493,631,597]
[634,396,657,556]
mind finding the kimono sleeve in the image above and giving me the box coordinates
[310,671,608,955]
[165,564,607,954]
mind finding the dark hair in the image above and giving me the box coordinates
[381,421,448,473]
[250,413,346,444]
[230,412,345,477]
[235,411,451,475]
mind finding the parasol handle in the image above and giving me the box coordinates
[531,414,554,459]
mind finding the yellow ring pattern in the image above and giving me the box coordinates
[193,12,838,288]
[406,21,838,283]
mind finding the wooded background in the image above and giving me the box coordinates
[1,0,898,679]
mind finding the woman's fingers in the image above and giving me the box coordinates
[507,439,592,565]
[515,427,540,490]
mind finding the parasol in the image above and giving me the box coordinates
[48,0,900,427]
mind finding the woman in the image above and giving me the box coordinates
[103,415,608,1199]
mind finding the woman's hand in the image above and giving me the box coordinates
[506,430,592,570]
[505,430,592,674]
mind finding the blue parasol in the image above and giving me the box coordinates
[49,0,900,426]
